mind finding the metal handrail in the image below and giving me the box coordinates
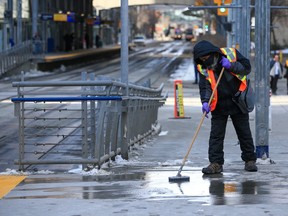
[11,75,166,171]
[0,40,35,77]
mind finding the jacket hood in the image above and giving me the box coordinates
[193,40,223,65]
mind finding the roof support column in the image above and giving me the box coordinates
[255,0,270,159]
[120,0,129,96]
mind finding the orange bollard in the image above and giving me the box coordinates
[174,80,185,118]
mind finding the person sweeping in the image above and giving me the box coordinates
[193,40,257,174]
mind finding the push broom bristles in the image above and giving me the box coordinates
[168,174,190,182]
[168,165,190,182]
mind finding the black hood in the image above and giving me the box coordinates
[193,40,223,65]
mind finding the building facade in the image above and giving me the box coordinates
[1,0,94,52]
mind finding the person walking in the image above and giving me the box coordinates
[284,59,288,95]
[270,54,283,95]
[193,40,257,174]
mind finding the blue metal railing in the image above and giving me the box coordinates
[11,96,123,102]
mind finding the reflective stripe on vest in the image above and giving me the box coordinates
[196,47,247,111]
[221,48,247,91]
[220,48,236,62]
[196,65,218,111]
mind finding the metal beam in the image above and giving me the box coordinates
[31,0,38,37]
[255,0,270,159]
[120,0,129,96]
[17,0,22,44]
[188,5,241,9]
[7,0,14,46]
[241,0,250,58]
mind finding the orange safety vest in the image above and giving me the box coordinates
[197,48,247,111]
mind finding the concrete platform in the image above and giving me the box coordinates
[34,46,122,72]
[1,78,288,215]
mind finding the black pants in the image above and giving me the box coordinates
[208,113,256,165]
[286,78,288,94]
[270,75,279,94]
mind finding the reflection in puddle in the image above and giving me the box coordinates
[207,179,270,205]
[3,168,277,205]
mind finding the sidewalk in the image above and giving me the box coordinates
[0,79,288,216]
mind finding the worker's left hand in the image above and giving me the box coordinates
[220,56,231,69]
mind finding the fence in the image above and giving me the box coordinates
[0,40,44,77]
[11,73,166,170]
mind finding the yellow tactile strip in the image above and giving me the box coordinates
[0,176,26,199]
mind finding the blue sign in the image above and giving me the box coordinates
[41,14,53,21]
[94,16,101,25]
[67,13,76,23]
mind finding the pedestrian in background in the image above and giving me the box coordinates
[284,59,288,95]
[270,54,283,95]
[193,40,257,174]
[85,32,90,49]
[32,32,42,54]
[95,35,102,48]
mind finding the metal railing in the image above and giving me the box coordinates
[0,40,44,77]
[11,73,166,170]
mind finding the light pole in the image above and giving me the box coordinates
[8,0,14,46]
[31,0,38,39]
[120,0,129,95]
[17,0,22,44]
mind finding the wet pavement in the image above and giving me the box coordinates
[1,78,288,215]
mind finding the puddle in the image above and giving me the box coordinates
[4,166,287,206]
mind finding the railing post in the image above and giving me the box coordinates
[81,72,88,169]
[89,73,96,159]
[18,101,25,171]
[120,100,129,160]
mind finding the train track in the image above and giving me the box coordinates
[0,41,193,171]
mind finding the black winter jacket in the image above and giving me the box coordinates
[193,40,252,115]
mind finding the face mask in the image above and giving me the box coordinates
[202,53,219,70]
[202,55,214,68]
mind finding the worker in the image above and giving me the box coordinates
[193,40,257,174]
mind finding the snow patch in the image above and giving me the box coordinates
[0,168,54,175]
[114,155,129,164]
[152,123,161,134]
[23,69,52,78]
[256,158,275,165]
[67,166,112,176]
[159,131,168,136]
[160,159,192,166]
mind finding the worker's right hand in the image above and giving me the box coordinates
[202,102,210,118]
